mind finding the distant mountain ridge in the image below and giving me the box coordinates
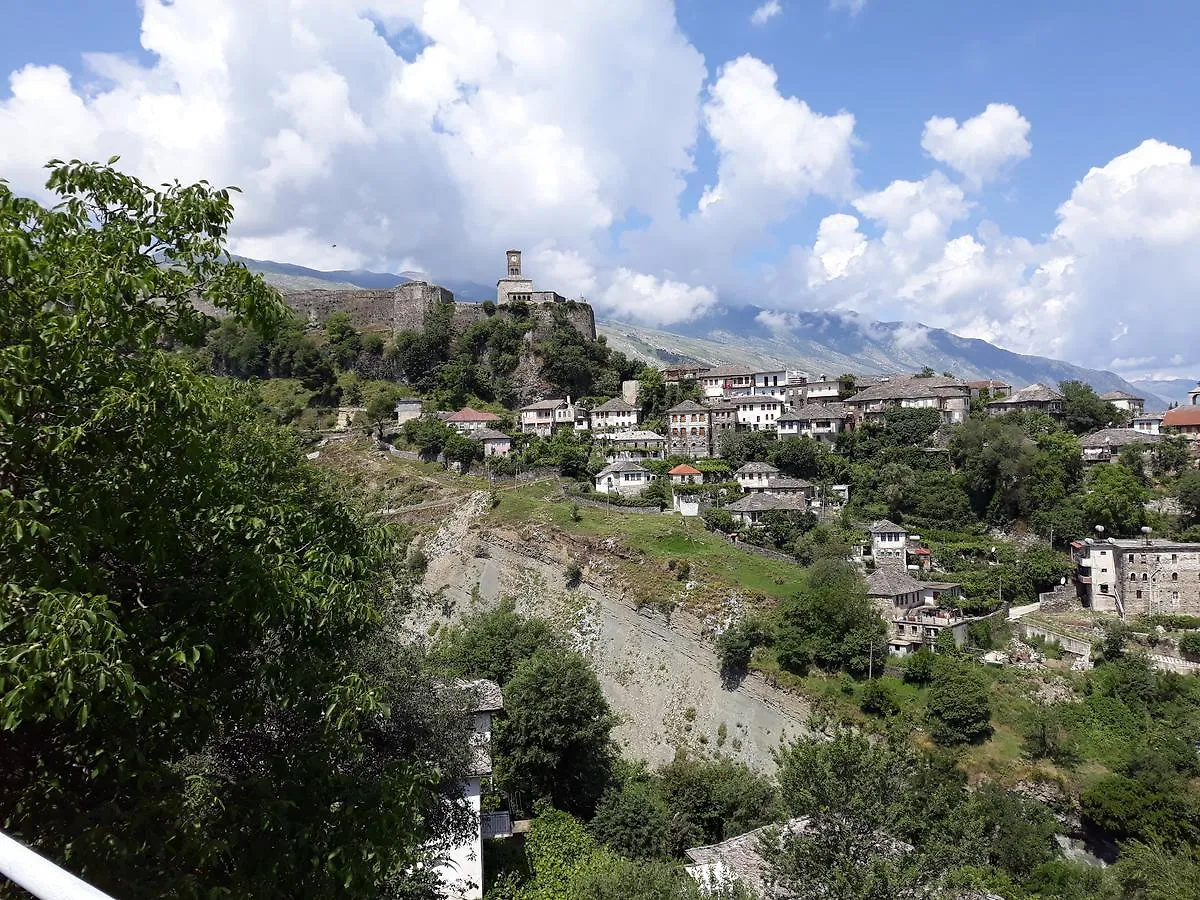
[238,257,1170,407]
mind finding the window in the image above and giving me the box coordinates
[1143,573,1149,581]
[1100,584,1109,593]
[1172,572,1178,581]
[1130,573,1137,581]
[1136,590,1143,599]
[1129,554,1135,562]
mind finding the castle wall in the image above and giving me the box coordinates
[278,286,596,343]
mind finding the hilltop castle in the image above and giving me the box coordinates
[279,250,595,342]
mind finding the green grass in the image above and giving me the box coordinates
[486,484,806,603]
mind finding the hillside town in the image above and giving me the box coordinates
[8,1,1200,893]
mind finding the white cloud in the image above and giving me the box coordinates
[756,309,800,333]
[921,103,1031,188]
[599,268,717,325]
[702,56,856,207]
[829,0,866,16]
[750,1,782,26]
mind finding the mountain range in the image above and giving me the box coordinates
[239,257,1180,409]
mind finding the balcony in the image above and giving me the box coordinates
[481,811,513,839]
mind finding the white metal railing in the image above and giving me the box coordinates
[0,831,117,899]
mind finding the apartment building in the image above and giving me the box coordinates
[666,400,712,458]
[700,364,754,399]
[733,396,784,431]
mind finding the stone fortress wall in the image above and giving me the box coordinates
[280,251,596,343]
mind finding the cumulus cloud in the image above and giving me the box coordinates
[0,0,706,292]
[921,102,1031,188]
[777,135,1200,373]
[599,269,718,325]
[750,1,782,26]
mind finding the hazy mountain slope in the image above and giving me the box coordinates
[598,314,1169,406]
[236,256,1167,404]
[1130,378,1198,408]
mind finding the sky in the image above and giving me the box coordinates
[3,0,1199,378]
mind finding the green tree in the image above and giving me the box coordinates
[1177,470,1200,525]
[769,436,824,478]
[0,161,458,896]
[365,387,400,439]
[590,779,672,860]
[495,650,617,816]
[655,753,781,856]
[1152,435,1191,478]
[927,661,992,744]
[444,430,484,472]
[771,729,931,897]
[403,413,455,460]
[1080,463,1148,535]
[324,310,362,368]
[1060,380,1127,434]
[434,599,563,685]
[882,406,942,446]
[774,560,886,675]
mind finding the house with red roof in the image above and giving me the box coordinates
[446,407,502,434]
[668,463,702,485]
[1164,406,1200,441]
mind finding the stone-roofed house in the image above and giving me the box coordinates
[1100,390,1145,415]
[966,379,1012,399]
[472,428,512,457]
[776,402,853,442]
[868,519,908,569]
[988,383,1064,416]
[590,396,640,432]
[394,397,424,426]
[735,461,780,492]
[733,395,785,431]
[700,363,755,399]
[725,492,809,526]
[764,476,814,499]
[1079,427,1164,463]
[519,398,572,437]
[594,460,651,496]
[662,363,711,383]
[1132,410,1165,435]
[667,400,713,458]
[866,570,966,655]
[598,430,666,463]
[447,407,502,434]
[842,375,970,425]
[684,818,812,897]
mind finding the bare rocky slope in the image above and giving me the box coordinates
[413,491,810,770]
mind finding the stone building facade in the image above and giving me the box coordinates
[1073,538,1200,617]
[666,400,712,458]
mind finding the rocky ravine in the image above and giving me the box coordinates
[416,493,811,770]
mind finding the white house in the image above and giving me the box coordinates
[590,397,640,431]
[700,364,754,399]
[594,460,651,496]
[473,428,512,457]
[733,397,783,431]
[519,398,568,436]
[735,461,779,491]
[868,519,909,569]
[434,680,505,900]
[775,403,852,442]
[447,407,502,434]
[1100,390,1145,415]
[395,398,424,426]
[1131,411,1165,435]
[750,368,787,399]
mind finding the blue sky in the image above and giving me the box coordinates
[2,0,1199,376]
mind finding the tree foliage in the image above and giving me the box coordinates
[0,161,462,896]
[927,660,993,745]
[774,560,886,675]
[495,649,617,816]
